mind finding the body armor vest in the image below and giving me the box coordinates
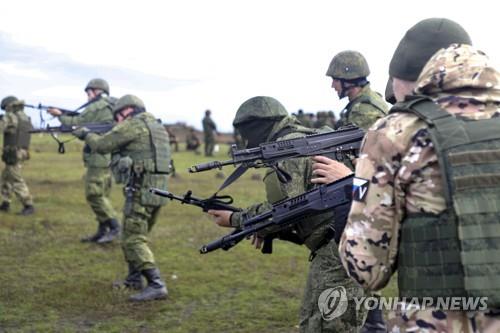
[3,111,32,149]
[393,95,500,307]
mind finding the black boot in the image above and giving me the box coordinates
[0,201,9,212]
[81,222,108,243]
[361,308,387,333]
[19,205,35,216]
[96,219,121,244]
[129,268,168,302]
[113,263,144,290]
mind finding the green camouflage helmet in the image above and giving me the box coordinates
[113,94,146,114]
[85,78,110,95]
[233,96,288,126]
[389,18,472,81]
[1,95,19,110]
[326,50,370,80]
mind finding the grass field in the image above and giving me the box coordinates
[0,135,397,333]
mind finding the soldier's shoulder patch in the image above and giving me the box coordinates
[353,177,370,202]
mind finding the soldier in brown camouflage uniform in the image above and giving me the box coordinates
[339,18,500,332]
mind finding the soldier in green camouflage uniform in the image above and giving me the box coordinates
[73,94,170,302]
[296,109,313,128]
[48,79,119,243]
[0,96,34,215]
[202,109,217,156]
[339,19,500,332]
[207,96,366,333]
[326,50,388,131]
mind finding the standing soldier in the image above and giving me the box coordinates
[326,50,388,130]
[0,96,34,215]
[73,94,170,302]
[340,19,500,331]
[202,109,217,156]
[48,79,119,243]
[207,96,366,332]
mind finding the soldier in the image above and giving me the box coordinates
[313,111,329,128]
[207,96,366,332]
[326,50,388,130]
[47,79,119,243]
[73,94,170,302]
[202,109,217,156]
[0,96,34,215]
[185,127,201,152]
[296,109,313,128]
[339,19,500,331]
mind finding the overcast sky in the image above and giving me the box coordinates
[0,0,498,131]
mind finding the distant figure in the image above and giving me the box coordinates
[313,111,329,128]
[185,127,201,153]
[0,96,34,215]
[165,127,179,152]
[202,109,217,156]
[296,109,312,128]
[326,111,336,129]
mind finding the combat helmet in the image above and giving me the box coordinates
[1,95,19,110]
[389,18,472,81]
[326,50,370,80]
[112,94,146,121]
[233,96,288,126]
[85,78,110,95]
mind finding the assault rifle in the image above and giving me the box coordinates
[199,174,354,254]
[189,125,363,173]
[29,123,114,134]
[24,103,80,116]
[30,123,114,153]
[149,188,241,213]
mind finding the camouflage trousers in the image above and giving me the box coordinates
[121,195,161,272]
[1,156,33,206]
[204,135,215,156]
[85,167,117,223]
[387,307,500,333]
[299,239,366,333]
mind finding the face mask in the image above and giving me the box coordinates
[237,120,276,148]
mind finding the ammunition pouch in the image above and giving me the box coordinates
[140,173,169,206]
[1,146,18,165]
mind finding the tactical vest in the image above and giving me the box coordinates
[336,94,387,129]
[393,95,500,307]
[3,111,32,149]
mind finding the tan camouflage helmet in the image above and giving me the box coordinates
[233,96,288,126]
[415,44,500,97]
[326,50,370,80]
[1,95,19,110]
[113,94,146,114]
[85,78,110,95]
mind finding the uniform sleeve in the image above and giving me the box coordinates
[348,103,384,131]
[338,117,404,291]
[85,120,143,154]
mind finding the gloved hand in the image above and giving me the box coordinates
[72,127,91,140]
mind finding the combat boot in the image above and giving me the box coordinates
[81,222,108,243]
[129,268,168,302]
[19,205,35,216]
[96,219,121,244]
[0,201,9,212]
[113,263,144,290]
[360,308,387,333]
